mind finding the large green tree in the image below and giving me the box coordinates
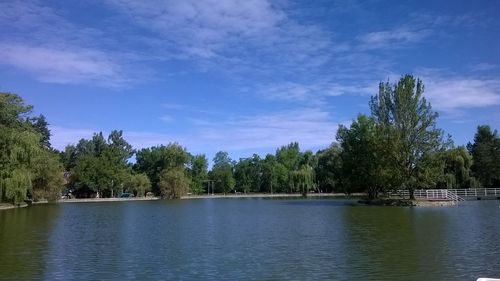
[69,131,133,197]
[436,147,478,189]
[468,125,500,188]
[337,115,384,199]
[260,154,278,194]
[370,75,444,199]
[234,154,262,193]
[0,93,63,204]
[290,165,314,196]
[31,149,64,201]
[134,143,190,195]
[28,114,51,148]
[315,144,343,193]
[188,154,209,195]
[124,173,151,197]
[211,151,235,194]
[159,167,191,199]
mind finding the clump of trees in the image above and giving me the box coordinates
[467,125,500,188]
[2,75,499,203]
[62,131,140,198]
[335,75,447,199]
[0,93,63,204]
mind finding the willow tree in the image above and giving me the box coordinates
[159,167,190,199]
[289,165,314,196]
[1,93,63,204]
[370,75,444,199]
[436,147,478,189]
[124,173,151,197]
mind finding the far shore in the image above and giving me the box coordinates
[180,192,365,199]
[1,192,466,210]
[58,197,161,203]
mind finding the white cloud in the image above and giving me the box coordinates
[159,115,175,123]
[189,108,341,151]
[50,108,342,155]
[259,81,375,103]
[104,0,334,71]
[49,126,96,150]
[470,63,497,72]
[49,126,182,151]
[0,1,144,87]
[358,28,431,50]
[424,77,500,113]
[0,43,125,86]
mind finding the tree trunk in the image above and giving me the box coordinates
[409,188,415,200]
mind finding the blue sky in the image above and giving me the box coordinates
[1,0,499,162]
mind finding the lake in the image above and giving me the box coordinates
[1,198,499,280]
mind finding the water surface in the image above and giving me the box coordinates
[1,199,499,280]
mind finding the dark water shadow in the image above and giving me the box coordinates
[0,204,60,280]
[280,198,360,207]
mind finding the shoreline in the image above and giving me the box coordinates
[0,197,161,210]
[1,193,461,210]
[58,197,161,203]
[0,203,28,210]
[181,192,365,199]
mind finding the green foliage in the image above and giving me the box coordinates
[315,144,342,193]
[31,150,64,202]
[276,142,301,171]
[188,154,208,194]
[273,163,289,193]
[337,115,383,199]
[135,143,190,195]
[69,131,133,197]
[159,167,191,199]
[2,169,31,205]
[234,154,262,193]
[1,92,63,204]
[124,173,151,197]
[260,154,277,193]
[435,147,477,189]
[211,151,235,194]
[468,125,500,187]
[28,115,51,148]
[0,93,33,127]
[289,165,314,196]
[60,144,77,171]
[369,75,444,198]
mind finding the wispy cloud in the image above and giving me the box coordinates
[470,63,497,72]
[50,107,343,155]
[358,28,431,50]
[192,108,341,151]
[0,43,125,86]
[104,0,335,73]
[49,126,96,150]
[258,81,374,103]
[424,77,500,113]
[162,103,189,110]
[159,115,175,123]
[0,1,142,86]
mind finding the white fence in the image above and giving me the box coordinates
[389,188,500,202]
[449,188,500,198]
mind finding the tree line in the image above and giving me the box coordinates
[1,75,500,204]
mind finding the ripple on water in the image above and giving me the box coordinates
[0,199,499,280]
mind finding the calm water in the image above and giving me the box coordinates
[1,199,499,280]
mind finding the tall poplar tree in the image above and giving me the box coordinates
[370,75,444,199]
